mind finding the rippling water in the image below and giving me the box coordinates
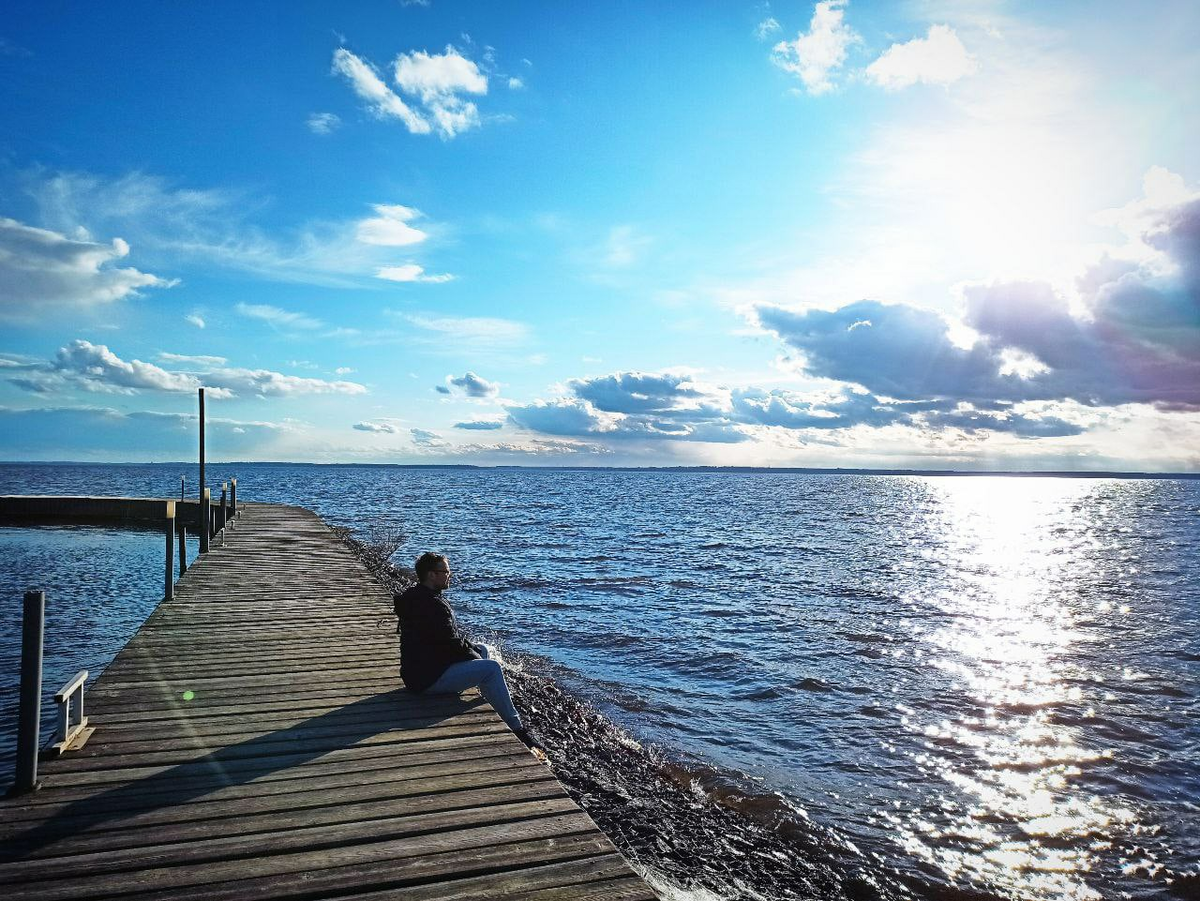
[1,463,1197,900]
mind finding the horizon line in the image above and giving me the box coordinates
[1,460,1197,479]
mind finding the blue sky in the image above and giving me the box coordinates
[2,1,1198,469]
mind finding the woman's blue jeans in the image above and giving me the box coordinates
[425,643,524,732]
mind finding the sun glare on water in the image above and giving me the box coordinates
[885,477,1138,901]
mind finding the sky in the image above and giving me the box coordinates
[1,0,1198,470]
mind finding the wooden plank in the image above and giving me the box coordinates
[0,501,654,899]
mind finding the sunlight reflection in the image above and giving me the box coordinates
[891,477,1130,901]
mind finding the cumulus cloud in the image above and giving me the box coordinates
[354,420,400,434]
[331,48,430,134]
[771,0,859,95]
[376,263,454,283]
[53,340,201,395]
[865,25,977,90]
[0,217,174,319]
[755,173,1200,412]
[185,313,205,329]
[333,45,489,139]
[8,340,367,400]
[202,367,368,398]
[356,204,428,247]
[307,112,341,134]
[507,367,1093,446]
[508,373,748,444]
[445,371,500,398]
[410,427,447,447]
[507,77,524,90]
[454,419,504,430]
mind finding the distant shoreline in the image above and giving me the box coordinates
[1,460,1197,479]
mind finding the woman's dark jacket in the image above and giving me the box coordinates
[394,583,479,692]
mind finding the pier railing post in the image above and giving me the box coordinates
[12,589,45,795]
[178,517,187,575]
[230,477,237,523]
[200,488,211,555]
[220,483,228,537]
[164,501,175,600]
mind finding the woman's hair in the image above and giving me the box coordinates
[415,552,448,581]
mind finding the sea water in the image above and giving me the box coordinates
[1,462,1197,900]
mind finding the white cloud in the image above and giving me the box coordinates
[158,352,227,366]
[185,313,205,329]
[54,340,200,394]
[602,225,653,268]
[446,371,500,398]
[356,204,428,247]
[9,340,368,400]
[771,0,859,95]
[354,420,400,434]
[335,366,355,375]
[393,46,488,139]
[0,217,174,319]
[376,263,454,283]
[865,25,978,90]
[334,44,490,140]
[204,367,367,398]
[306,112,342,134]
[755,18,782,40]
[394,46,487,98]
[410,427,447,447]
[402,313,530,346]
[27,170,443,289]
[234,302,324,330]
[507,76,525,90]
[331,48,431,134]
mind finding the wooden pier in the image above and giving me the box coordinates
[0,502,655,900]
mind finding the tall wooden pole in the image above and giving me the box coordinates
[164,501,175,600]
[198,387,206,501]
[13,590,45,795]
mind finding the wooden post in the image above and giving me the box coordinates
[12,590,44,795]
[220,483,228,534]
[230,477,237,521]
[199,488,211,554]
[180,474,185,501]
[164,501,175,600]
[198,387,205,501]
[178,518,187,574]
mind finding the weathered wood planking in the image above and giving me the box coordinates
[0,502,656,900]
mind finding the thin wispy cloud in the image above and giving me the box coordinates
[26,171,451,289]
[306,112,342,134]
[355,205,428,247]
[235,302,324,331]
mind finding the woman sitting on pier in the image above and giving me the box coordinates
[394,552,537,749]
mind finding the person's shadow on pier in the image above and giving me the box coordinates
[0,688,494,863]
